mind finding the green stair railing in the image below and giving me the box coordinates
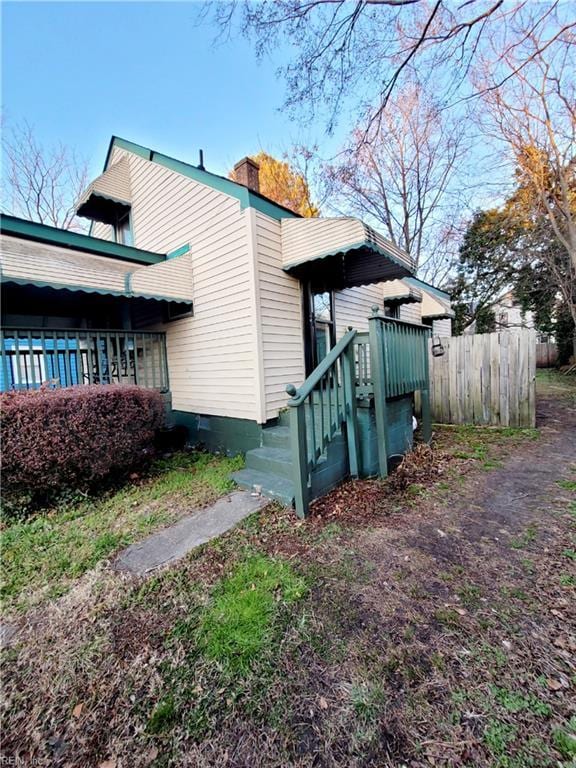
[368,307,432,477]
[286,329,360,518]
[285,311,432,518]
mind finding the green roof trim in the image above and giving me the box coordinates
[405,276,451,301]
[384,291,422,305]
[105,136,300,221]
[167,243,191,259]
[1,276,193,306]
[0,215,164,266]
[283,239,413,276]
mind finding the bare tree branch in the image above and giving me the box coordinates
[208,1,574,135]
[1,122,89,232]
[322,81,468,282]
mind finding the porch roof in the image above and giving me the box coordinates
[0,233,194,306]
[281,218,414,290]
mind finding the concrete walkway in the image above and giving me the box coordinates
[113,491,268,576]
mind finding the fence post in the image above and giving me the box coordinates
[343,344,360,477]
[368,307,389,478]
[286,384,309,519]
[420,330,432,443]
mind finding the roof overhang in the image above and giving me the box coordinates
[381,279,423,306]
[76,158,132,224]
[0,232,194,306]
[1,278,192,308]
[281,218,414,291]
[0,214,162,265]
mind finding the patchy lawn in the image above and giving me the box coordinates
[0,451,243,615]
[536,368,576,402]
[2,379,575,767]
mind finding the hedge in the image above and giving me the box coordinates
[1,385,165,508]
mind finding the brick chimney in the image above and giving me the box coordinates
[234,157,260,193]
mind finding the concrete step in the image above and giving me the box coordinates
[262,425,291,449]
[246,446,293,479]
[231,468,294,507]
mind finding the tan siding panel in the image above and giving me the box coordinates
[399,303,422,324]
[334,285,382,338]
[254,212,305,420]
[109,148,257,420]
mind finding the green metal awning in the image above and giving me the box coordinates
[1,277,192,306]
[281,218,415,291]
[1,230,194,306]
[75,157,132,224]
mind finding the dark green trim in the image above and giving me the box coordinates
[423,312,454,320]
[1,276,193,305]
[405,276,451,301]
[105,136,151,164]
[104,136,299,221]
[171,411,271,455]
[0,214,164,265]
[283,239,413,276]
[167,243,191,259]
[384,291,422,305]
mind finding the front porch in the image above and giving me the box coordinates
[0,327,169,392]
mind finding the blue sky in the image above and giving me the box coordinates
[2,2,323,178]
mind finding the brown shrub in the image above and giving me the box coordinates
[1,385,164,510]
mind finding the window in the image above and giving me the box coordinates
[114,211,133,246]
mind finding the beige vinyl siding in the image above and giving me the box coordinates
[91,221,114,241]
[432,317,452,336]
[104,147,258,421]
[399,303,422,324]
[253,211,305,421]
[421,289,453,320]
[335,285,383,338]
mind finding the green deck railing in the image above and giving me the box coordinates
[285,309,432,518]
[0,328,169,392]
[286,329,360,518]
[368,307,432,477]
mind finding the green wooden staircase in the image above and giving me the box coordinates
[231,404,349,507]
[233,311,432,518]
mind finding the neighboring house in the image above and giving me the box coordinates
[0,136,441,512]
[492,290,535,332]
[465,290,536,335]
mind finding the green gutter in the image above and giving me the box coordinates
[1,215,165,266]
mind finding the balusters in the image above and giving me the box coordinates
[0,329,168,392]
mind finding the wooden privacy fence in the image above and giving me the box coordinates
[428,330,536,428]
[536,341,558,368]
